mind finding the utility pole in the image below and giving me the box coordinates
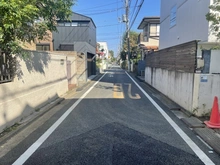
[125,0,131,72]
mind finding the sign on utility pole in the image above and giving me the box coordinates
[125,0,131,72]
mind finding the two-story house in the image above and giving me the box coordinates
[52,12,97,77]
[136,17,160,76]
[137,17,160,60]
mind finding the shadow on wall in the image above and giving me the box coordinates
[0,92,60,134]
[16,51,51,80]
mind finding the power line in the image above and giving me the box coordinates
[98,38,121,40]
[98,34,121,36]
[129,0,139,23]
[129,0,132,8]
[98,32,121,35]
[74,1,120,12]
[97,23,120,28]
[82,7,124,16]
[129,0,144,30]
[82,5,138,16]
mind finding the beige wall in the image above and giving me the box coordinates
[0,50,83,133]
[140,37,159,47]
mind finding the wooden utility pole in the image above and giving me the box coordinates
[125,0,131,72]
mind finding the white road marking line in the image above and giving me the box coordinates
[12,72,108,165]
[125,72,215,165]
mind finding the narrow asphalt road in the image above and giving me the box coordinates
[0,66,220,165]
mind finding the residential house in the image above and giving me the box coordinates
[53,12,97,77]
[35,31,53,51]
[137,16,160,59]
[22,31,53,51]
[97,42,109,59]
[24,12,97,77]
[144,0,220,116]
[137,17,160,76]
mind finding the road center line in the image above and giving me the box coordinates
[12,72,108,165]
[125,72,214,165]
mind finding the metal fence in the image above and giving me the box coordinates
[145,40,197,73]
[0,51,14,83]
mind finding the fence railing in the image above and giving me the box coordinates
[145,40,197,73]
[0,51,14,83]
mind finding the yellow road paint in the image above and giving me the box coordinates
[113,84,124,99]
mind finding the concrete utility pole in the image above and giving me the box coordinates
[125,0,131,72]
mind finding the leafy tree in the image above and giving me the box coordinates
[109,50,115,62]
[120,31,141,61]
[0,0,76,57]
[120,51,127,61]
[206,0,220,39]
[109,50,114,58]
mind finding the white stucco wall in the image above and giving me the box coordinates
[193,74,220,116]
[145,67,194,111]
[160,0,212,49]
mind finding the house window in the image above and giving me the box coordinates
[156,24,160,35]
[36,44,50,51]
[150,24,160,36]
[170,5,177,27]
[71,22,78,26]
[143,26,149,42]
[78,22,88,26]
[57,22,64,26]
[65,22,71,26]
[59,44,74,51]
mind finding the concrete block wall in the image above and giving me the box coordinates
[145,67,194,113]
[0,51,75,133]
[0,49,90,133]
[193,74,220,116]
[145,67,220,116]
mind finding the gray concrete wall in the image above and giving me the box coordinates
[145,66,220,116]
[193,74,220,116]
[145,67,194,113]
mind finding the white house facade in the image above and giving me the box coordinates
[159,0,216,49]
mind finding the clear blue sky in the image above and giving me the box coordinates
[72,0,160,57]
